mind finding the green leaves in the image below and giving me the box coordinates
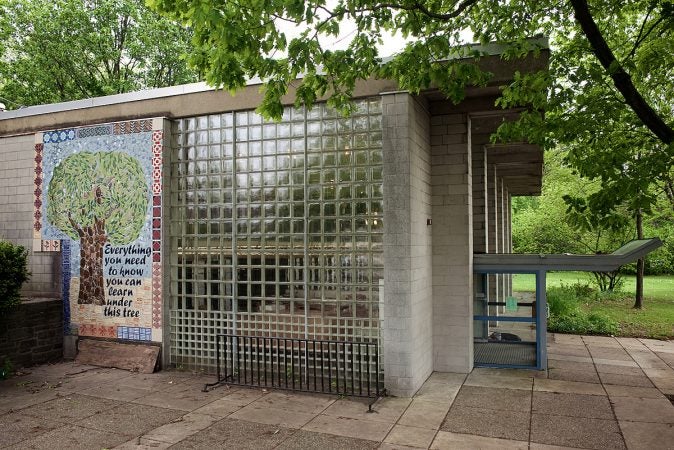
[0,0,197,108]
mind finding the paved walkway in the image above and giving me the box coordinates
[1,334,673,449]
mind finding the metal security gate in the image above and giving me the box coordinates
[204,334,385,408]
[168,100,385,384]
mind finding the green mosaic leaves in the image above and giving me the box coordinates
[47,151,149,245]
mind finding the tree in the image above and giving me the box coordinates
[0,0,198,108]
[150,0,672,309]
[47,152,149,305]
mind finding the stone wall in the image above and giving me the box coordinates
[0,298,63,368]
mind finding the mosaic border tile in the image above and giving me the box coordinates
[62,240,71,334]
[117,326,152,341]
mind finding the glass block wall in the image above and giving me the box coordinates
[169,99,384,370]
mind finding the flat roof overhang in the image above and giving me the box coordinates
[473,238,664,272]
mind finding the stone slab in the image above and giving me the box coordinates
[277,430,379,449]
[75,339,160,374]
[431,431,528,449]
[441,406,530,441]
[530,413,625,449]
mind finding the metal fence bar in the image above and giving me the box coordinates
[204,334,385,406]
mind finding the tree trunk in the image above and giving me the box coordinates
[634,209,644,309]
[570,0,674,144]
[77,218,107,305]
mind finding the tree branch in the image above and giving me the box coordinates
[570,0,674,144]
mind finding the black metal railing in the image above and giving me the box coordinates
[203,334,385,409]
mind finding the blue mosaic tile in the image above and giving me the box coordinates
[117,326,151,341]
[77,125,113,139]
[61,240,71,334]
[43,128,76,144]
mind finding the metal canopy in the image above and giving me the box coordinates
[474,238,663,273]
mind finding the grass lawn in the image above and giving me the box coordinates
[513,272,674,340]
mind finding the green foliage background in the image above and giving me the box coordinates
[0,0,198,108]
[0,241,30,316]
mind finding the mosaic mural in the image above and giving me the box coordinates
[34,119,165,342]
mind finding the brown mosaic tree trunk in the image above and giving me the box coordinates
[71,215,107,305]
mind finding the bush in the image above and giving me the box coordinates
[547,285,618,335]
[0,241,30,316]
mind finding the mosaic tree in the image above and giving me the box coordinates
[47,152,149,305]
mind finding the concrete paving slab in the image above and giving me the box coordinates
[426,372,468,385]
[7,423,129,449]
[616,338,648,350]
[582,336,623,348]
[627,351,671,370]
[546,354,594,364]
[534,378,606,396]
[378,443,426,449]
[230,403,317,428]
[547,344,591,357]
[302,413,393,441]
[431,431,528,449]
[398,399,450,429]
[619,420,674,450]
[322,397,411,424]
[529,444,591,450]
[114,437,172,449]
[595,364,645,376]
[591,358,639,368]
[552,334,585,346]
[131,384,224,411]
[611,396,674,423]
[75,402,184,437]
[413,381,461,403]
[251,391,335,415]
[530,413,625,450]
[0,388,63,414]
[141,412,221,444]
[463,373,533,390]
[649,376,674,395]
[548,358,596,371]
[78,382,155,401]
[604,384,667,399]
[588,347,633,361]
[190,396,247,418]
[548,368,601,384]
[218,386,268,403]
[469,367,544,379]
[0,411,62,447]
[18,393,120,422]
[453,385,531,411]
[532,391,614,419]
[441,405,530,441]
[277,430,379,449]
[384,424,437,448]
[598,372,655,388]
[170,417,296,449]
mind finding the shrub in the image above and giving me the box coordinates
[547,285,618,335]
[0,241,30,316]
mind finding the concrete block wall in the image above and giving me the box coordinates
[382,93,433,396]
[0,135,61,297]
[472,146,487,254]
[430,113,473,373]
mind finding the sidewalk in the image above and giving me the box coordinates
[1,334,673,449]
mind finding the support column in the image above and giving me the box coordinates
[431,113,473,373]
[382,93,433,396]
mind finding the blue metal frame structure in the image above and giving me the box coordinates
[473,269,547,370]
